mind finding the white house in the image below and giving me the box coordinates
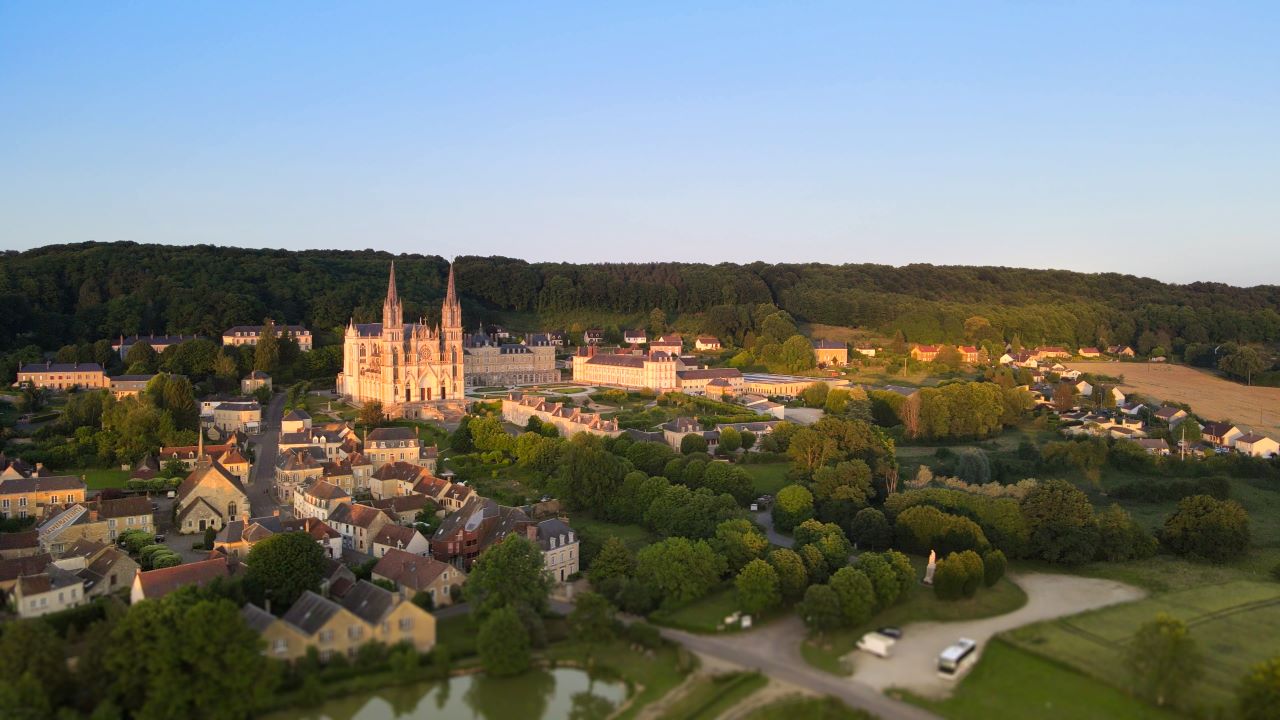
[1073,380,1093,397]
[1235,433,1279,459]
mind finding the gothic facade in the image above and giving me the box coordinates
[337,263,466,413]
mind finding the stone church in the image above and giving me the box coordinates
[337,263,466,416]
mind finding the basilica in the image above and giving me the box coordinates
[337,263,466,414]
[337,263,557,417]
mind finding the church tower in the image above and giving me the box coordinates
[382,262,404,405]
[441,263,464,399]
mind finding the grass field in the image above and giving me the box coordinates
[82,467,130,489]
[655,672,766,720]
[802,557,1029,675]
[571,513,660,553]
[1067,361,1280,436]
[740,462,792,496]
[650,586,746,633]
[1089,471,1280,552]
[1003,580,1280,715]
[743,695,875,720]
[904,637,1179,720]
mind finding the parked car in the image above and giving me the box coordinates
[856,632,897,658]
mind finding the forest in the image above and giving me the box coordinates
[2,241,1278,364]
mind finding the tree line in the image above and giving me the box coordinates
[4,242,1278,366]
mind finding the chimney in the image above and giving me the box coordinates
[273,509,280,517]
[524,524,538,542]
[89,509,99,522]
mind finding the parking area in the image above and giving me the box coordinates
[847,573,1144,699]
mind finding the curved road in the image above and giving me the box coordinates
[659,617,939,720]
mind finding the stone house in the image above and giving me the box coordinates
[175,460,250,534]
[0,475,87,521]
[372,548,464,607]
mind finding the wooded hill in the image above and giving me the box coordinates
[2,241,1278,354]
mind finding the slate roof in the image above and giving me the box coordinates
[339,580,397,624]
[0,476,86,495]
[373,524,423,550]
[282,590,343,634]
[240,603,277,633]
[367,427,417,443]
[676,368,742,380]
[19,362,104,373]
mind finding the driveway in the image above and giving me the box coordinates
[850,572,1145,699]
[246,392,287,518]
[753,509,794,548]
[659,618,939,720]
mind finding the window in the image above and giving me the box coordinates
[2,499,8,509]
[319,629,333,644]
[348,625,363,640]
[19,497,27,507]
[399,617,413,632]
[50,495,59,504]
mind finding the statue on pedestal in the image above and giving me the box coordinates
[923,549,937,585]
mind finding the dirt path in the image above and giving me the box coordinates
[1066,361,1280,436]
[850,573,1144,699]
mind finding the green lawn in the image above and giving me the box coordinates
[743,695,875,720]
[1002,579,1280,715]
[82,467,131,489]
[650,586,747,633]
[740,462,792,496]
[572,513,660,553]
[903,637,1178,720]
[656,672,765,720]
[802,562,1029,675]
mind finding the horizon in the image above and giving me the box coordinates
[2,2,1278,285]
[9,238,1280,291]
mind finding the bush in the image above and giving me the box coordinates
[849,507,892,551]
[772,484,815,533]
[1111,475,1230,502]
[624,621,662,649]
[982,549,1007,587]
[956,550,984,598]
[893,505,989,555]
[1160,495,1251,561]
[932,556,966,601]
[885,487,1028,558]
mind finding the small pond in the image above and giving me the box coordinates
[267,667,628,720]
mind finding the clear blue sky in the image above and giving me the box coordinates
[2,2,1277,285]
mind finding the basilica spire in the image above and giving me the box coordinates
[383,261,403,329]
[441,262,461,330]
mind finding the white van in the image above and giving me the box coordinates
[937,638,977,678]
[856,632,896,658]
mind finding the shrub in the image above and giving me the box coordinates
[982,549,1007,587]
[885,487,1028,558]
[893,505,989,555]
[956,550,984,598]
[849,507,892,551]
[1160,495,1251,561]
[772,484,815,533]
[932,555,966,601]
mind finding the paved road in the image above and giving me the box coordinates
[658,617,939,720]
[852,573,1144,699]
[753,509,794,548]
[247,392,287,518]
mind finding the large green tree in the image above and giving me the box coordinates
[1020,479,1098,564]
[635,537,726,608]
[244,531,327,612]
[102,591,278,719]
[478,605,532,677]
[1238,656,1280,720]
[465,534,553,620]
[734,559,781,616]
[1126,614,1203,708]
[1160,495,1251,561]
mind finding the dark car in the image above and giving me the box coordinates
[878,626,904,639]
